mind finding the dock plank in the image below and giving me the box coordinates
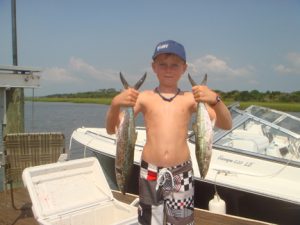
[112,190,274,225]
[0,188,38,225]
[0,188,274,225]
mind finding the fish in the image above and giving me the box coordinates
[115,72,147,194]
[188,73,213,178]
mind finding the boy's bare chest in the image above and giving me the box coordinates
[144,97,192,120]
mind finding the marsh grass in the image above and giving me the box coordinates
[237,101,300,112]
[29,97,112,105]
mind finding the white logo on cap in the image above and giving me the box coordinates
[157,44,169,51]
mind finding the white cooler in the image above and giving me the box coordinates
[22,157,138,225]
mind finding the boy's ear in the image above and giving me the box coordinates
[151,61,157,72]
[183,63,188,73]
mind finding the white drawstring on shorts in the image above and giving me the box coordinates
[155,168,174,191]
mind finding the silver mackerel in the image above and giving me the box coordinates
[188,73,213,178]
[115,72,146,194]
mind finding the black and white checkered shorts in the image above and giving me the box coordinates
[139,160,194,225]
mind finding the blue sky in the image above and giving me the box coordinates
[1,0,300,96]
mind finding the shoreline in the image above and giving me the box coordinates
[26,98,300,112]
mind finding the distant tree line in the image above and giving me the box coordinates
[218,90,300,102]
[46,88,119,98]
[46,89,300,102]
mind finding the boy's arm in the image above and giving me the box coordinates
[209,100,232,130]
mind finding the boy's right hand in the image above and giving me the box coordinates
[106,88,139,135]
[112,88,139,108]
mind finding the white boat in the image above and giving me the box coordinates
[69,104,300,225]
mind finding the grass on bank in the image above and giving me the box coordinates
[237,101,300,112]
[29,97,112,105]
[27,97,300,112]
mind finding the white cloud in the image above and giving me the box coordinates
[274,64,293,73]
[69,57,117,81]
[41,67,81,82]
[188,54,252,78]
[69,57,99,75]
[274,52,300,75]
[36,57,123,95]
[41,57,119,84]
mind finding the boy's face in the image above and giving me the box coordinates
[152,53,187,87]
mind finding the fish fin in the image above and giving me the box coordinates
[134,73,147,90]
[120,72,130,89]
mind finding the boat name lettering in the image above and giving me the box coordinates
[218,155,254,167]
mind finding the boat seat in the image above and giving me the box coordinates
[3,132,65,210]
[244,123,265,136]
[230,130,269,153]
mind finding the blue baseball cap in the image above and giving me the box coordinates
[152,40,186,62]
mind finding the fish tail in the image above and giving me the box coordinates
[188,73,197,87]
[188,73,208,86]
[119,72,147,90]
[120,72,130,89]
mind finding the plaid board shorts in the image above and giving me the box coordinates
[138,160,194,225]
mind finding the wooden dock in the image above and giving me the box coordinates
[0,188,275,225]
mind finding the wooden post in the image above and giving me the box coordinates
[3,0,25,135]
[3,88,24,135]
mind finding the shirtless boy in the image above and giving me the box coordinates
[106,40,232,225]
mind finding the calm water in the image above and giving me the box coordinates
[24,101,144,159]
[25,101,108,145]
[25,101,144,145]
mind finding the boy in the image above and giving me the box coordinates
[106,40,232,225]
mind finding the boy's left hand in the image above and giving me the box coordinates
[192,85,218,105]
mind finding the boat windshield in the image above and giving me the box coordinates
[246,105,281,123]
[275,117,300,135]
[212,105,300,165]
[245,105,300,135]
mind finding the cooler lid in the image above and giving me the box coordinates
[22,157,113,220]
